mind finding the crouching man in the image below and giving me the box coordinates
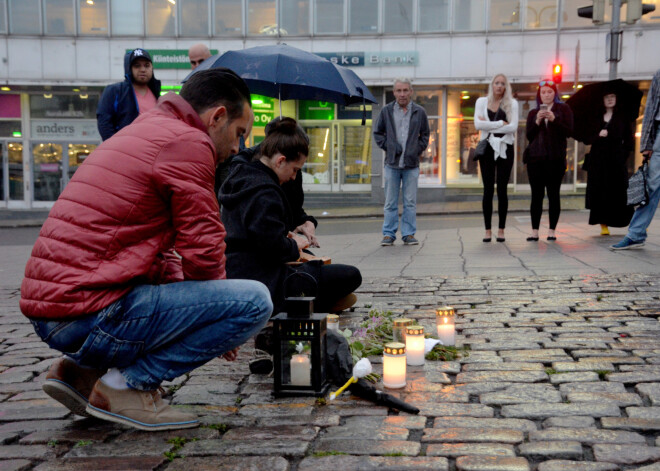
[19,68,272,431]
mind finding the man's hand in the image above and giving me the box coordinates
[599,129,608,138]
[296,221,319,248]
[288,232,310,251]
[642,150,652,162]
[221,347,239,362]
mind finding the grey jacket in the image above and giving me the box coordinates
[640,68,660,152]
[373,101,430,169]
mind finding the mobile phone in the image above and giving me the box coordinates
[540,104,549,111]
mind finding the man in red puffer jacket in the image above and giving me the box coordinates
[20,68,272,432]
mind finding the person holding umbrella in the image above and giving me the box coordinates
[523,80,574,241]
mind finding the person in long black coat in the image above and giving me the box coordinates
[584,92,634,233]
[219,118,361,315]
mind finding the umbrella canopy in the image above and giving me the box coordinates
[566,79,643,143]
[183,44,377,107]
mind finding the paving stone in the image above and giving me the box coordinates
[417,402,494,418]
[0,445,54,460]
[0,420,78,435]
[627,407,660,419]
[481,384,561,405]
[552,361,616,372]
[537,461,619,471]
[222,425,318,441]
[313,438,420,456]
[498,350,572,362]
[567,392,643,407]
[530,427,646,445]
[0,372,34,384]
[631,463,660,471]
[166,456,289,471]
[593,444,660,465]
[559,382,626,394]
[426,442,516,457]
[0,460,32,471]
[637,383,660,406]
[237,404,314,418]
[182,438,310,457]
[0,403,70,422]
[32,457,166,470]
[298,455,448,471]
[257,414,341,428]
[606,372,660,383]
[457,371,548,384]
[63,436,172,458]
[601,417,660,431]
[19,428,115,445]
[542,416,596,428]
[549,372,599,384]
[519,440,583,460]
[461,362,545,372]
[422,427,523,444]
[455,456,530,471]
[433,417,537,433]
[501,403,620,419]
[453,382,511,395]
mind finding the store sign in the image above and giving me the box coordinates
[126,49,219,70]
[251,95,275,128]
[31,120,100,140]
[316,51,418,67]
[298,101,334,120]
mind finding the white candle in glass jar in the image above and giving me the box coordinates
[326,314,339,332]
[290,354,311,386]
[382,342,406,388]
[436,306,456,346]
[405,326,425,366]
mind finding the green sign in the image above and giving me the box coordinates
[251,95,275,128]
[126,49,219,70]
[298,100,334,120]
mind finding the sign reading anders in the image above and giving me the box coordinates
[126,49,220,70]
[31,120,101,140]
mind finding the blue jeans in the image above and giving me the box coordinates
[31,280,272,390]
[627,127,660,242]
[383,166,419,238]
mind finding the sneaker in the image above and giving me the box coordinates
[43,358,106,418]
[249,349,274,375]
[380,236,395,246]
[86,380,199,431]
[610,237,645,250]
[329,293,357,313]
[402,235,419,245]
[254,326,274,355]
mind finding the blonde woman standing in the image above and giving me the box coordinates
[473,74,519,242]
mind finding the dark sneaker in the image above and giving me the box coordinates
[610,237,645,250]
[249,350,274,375]
[86,380,199,431]
[402,235,419,245]
[380,236,395,246]
[43,358,106,418]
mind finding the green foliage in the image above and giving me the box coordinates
[545,368,558,375]
[164,437,198,462]
[425,344,465,361]
[202,423,228,433]
[341,309,395,363]
[47,440,58,448]
[74,440,92,448]
[384,452,405,456]
[315,397,327,406]
[596,294,603,301]
[595,369,611,380]
[164,451,181,462]
[313,451,348,457]
[235,396,243,404]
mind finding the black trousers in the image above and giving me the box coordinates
[478,144,514,230]
[526,160,566,230]
[288,263,362,313]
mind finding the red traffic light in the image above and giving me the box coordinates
[552,63,563,84]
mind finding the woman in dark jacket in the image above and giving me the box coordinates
[584,91,634,234]
[524,80,574,241]
[220,118,361,315]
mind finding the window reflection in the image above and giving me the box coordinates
[146,0,175,36]
[490,0,521,30]
[419,0,449,32]
[562,0,595,27]
[384,0,413,33]
[9,0,41,34]
[281,0,309,35]
[180,0,209,36]
[215,0,242,34]
[44,0,74,35]
[79,0,108,35]
[32,143,63,201]
[526,0,557,29]
[8,142,23,200]
[0,0,6,34]
[68,143,97,179]
[111,0,143,35]
[247,0,276,34]
[454,0,485,31]
[640,0,660,23]
[349,0,378,33]
[315,0,344,34]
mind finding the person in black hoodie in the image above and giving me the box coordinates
[220,118,361,315]
[96,48,162,141]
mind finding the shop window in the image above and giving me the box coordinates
[180,0,209,36]
[7,142,24,200]
[247,0,276,34]
[30,93,100,120]
[9,0,41,34]
[111,0,143,35]
[384,0,413,33]
[146,0,176,36]
[526,0,557,29]
[0,121,22,137]
[0,0,7,34]
[453,0,485,31]
[414,91,444,186]
[447,87,486,185]
[32,143,63,201]
[418,0,449,32]
[68,143,97,179]
[79,0,108,35]
[44,0,75,35]
[281,0,309,35]
[315,0,344,34]
[561,0,595,27]
[490,0,521,30]
[214,0,242,35]
[349,0,378,33]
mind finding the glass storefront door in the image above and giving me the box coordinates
[301,123,333,190]
[1,141,25,206]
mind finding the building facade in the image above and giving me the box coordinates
[1,0,660,209]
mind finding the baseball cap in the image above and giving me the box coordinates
[129,48,152,66]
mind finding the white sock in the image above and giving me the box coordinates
[100,368,130,390]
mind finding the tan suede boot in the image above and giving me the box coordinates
[43,358,106,418]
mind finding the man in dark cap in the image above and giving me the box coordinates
[97,48,161,140]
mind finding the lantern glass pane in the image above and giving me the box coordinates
[281,340,312,386]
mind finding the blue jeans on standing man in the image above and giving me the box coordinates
[626,124,660,242]
[383,166,419,239]
[31,279,272,391]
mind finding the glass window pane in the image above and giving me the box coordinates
[562,0,594,27]
[247,0,276,34]
[68,143,97,179]
[30,93,100,120]
[447,87,487,185]
[8,142,23,200]
[349,0,377,33]
[215,0,242,34]
[384,0,412,33]
[33,143,63,201]
[281,0,309,35]
[315,0,343,33]
[490,0,521,30]
[146,0,175,36]
[0,121,22,136]
[419,0,449,32]
[0,0,8,33]
[44,0,74,35]
[453,0,485,31]
[79,0,108,35]
[526,0,556,29]
[180,0,208,36]
[9,0,41,34]
[641,0,660,23]
[111,0,143,35]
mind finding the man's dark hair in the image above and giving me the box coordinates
[180,68,251,120]
[260,117,309,162]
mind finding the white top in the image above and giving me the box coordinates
[473,97,519,160]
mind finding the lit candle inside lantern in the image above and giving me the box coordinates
[405,325,425,366]
[290,354,311,386]
[326,314,339,332]
[436,306,456,346]
[382,342,406,388]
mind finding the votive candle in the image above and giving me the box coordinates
[382,342,406,388]
[290,354,311,386]
[392,318,414,343]
[405,325,425,366]
[436,306,455,346]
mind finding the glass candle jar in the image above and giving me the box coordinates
[392,318,414,343]
[405,325,425,366]
[435,306,456,346]
[382,342,406,388]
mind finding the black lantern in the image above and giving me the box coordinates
[272,297,330,397]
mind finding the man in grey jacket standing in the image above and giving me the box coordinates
[611,68,660,250]
[374,78,430,246]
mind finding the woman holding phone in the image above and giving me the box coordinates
[523,80,574,241]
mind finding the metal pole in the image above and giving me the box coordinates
[609,0,622,80]
[556,0,563,63]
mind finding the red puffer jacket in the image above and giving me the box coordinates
[20,93,226,319]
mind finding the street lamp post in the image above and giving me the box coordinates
[608,0,623,79]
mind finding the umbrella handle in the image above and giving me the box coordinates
[358,87,366,126]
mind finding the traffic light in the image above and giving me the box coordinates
[577,0,606,24]
[626,0,657,24]
[552,63,563,84]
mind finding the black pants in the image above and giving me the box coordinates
[526,160,566,230]
[478,145,514,230]
[288,263,362,313]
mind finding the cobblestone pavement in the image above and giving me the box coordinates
[2,272,660,471]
